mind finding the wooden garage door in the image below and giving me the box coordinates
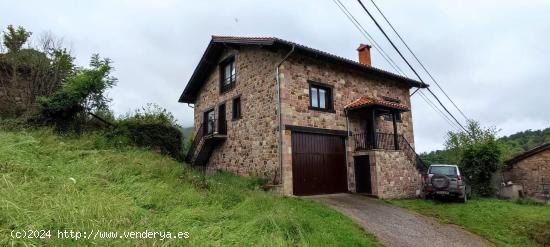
[292,132,348,195]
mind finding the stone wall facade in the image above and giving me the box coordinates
[503,148,550,200]
[191,46,422,198]
[371,150,422,198]
[279,53,420,197]
[279,55,414,144]
[192,47,282,180]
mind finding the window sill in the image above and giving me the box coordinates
[232,117,242,121]
[220,82,236,94]
[309,107,336,113]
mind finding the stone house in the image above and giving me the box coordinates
[503,143,550,200]
[179,36,428,198]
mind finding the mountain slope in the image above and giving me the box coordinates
[500,127,550,155]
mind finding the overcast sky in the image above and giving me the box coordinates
[2,0,549,152]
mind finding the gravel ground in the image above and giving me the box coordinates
[309,194,492,247]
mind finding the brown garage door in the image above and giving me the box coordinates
[292,132,348,195]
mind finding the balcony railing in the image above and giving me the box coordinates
[352,132,427,172]
[352,132,398,151]
[185,118,227,163]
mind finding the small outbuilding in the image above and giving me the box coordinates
[502,143,550,200]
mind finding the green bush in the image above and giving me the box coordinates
[37,54,116,131]
[445,120,504,197]
[116,122,183,161]
[460,139,501,196]
[111,104,184,161]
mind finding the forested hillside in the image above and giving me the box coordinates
[421,127,550,165]
[500,127,550,154]
[182,126,194,138]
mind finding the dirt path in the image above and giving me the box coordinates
[309,194,492,247]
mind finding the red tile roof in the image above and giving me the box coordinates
[345,97,410,111]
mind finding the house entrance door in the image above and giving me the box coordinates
[354,155,372,194]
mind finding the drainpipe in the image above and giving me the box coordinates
[345,109,351,192]
[276,45,295,188]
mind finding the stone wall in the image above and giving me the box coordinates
[0,61,35,117]
[190,46,422,197]
[503,149,550,200]
[279,53,418,195]
[279,54,415,145]
[192,47,282,181]
[371,150,422,198]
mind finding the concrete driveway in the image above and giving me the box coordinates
[309,194,492,247]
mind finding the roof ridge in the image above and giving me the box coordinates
[180,35,427,103]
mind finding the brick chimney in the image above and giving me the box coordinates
[357,44,372,66]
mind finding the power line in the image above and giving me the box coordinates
[355,0,468,133]
[332,0,461,131]
[331,0,465,132]
[333,0,404,75]
[418,90,462,131]
[368,0,470,122]
[331,0,405,75]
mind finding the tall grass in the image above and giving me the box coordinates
[0,128,378,246]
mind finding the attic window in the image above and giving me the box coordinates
[220,56,236,93]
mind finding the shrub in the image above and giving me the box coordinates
[116,122,183,161]
[37,54,116,131]
[444,120,504,197]
[112,104,184,161]
[460,139,501,196]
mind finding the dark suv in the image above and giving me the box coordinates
[423,164,471,202]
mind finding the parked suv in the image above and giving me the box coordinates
[423,164,471,202]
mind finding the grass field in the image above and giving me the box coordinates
[389,198,550,247]
[0,127,379,246]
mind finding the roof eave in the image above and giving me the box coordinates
[178,39,218,103]
[270,38,427,89]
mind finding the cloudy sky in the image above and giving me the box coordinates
[2,0,549,152]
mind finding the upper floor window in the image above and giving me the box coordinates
[382,97,402,122]
[220,56,236,93]
[203,109,215,135]
[232,96,242,120]
[384,112,402,122]
[309,82,333,112]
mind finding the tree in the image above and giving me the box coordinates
[2,25,32,53]
[444,120,499,164]
[1,26,75,117]
[444,120,503,196]
[460,139,501,196]
[38,54,116,131]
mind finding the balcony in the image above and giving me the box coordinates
[185,118,227,166]
[352,132,400,151]
[351,132,427,172]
